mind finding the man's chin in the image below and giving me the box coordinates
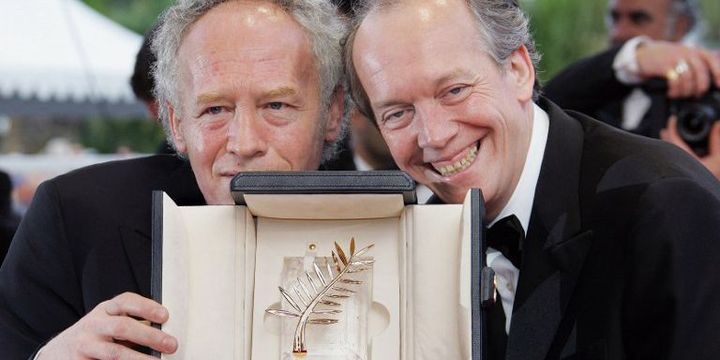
[437,191,468,205]
[204,192,235,205]
[200,180,235,205]
[425,182,468,205]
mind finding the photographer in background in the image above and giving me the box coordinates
[545,0,720,178]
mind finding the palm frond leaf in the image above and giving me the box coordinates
[334,242,349,266]
[265,239,374,355]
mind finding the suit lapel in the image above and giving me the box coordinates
[119,159,204,295]
[506,99,594,360]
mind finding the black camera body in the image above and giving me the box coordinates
[670,85,720,155]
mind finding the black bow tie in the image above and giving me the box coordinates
[487,215,525,268]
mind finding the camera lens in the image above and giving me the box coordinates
[677,105,716,143]
[667,84,720,154]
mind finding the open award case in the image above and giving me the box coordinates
[151,171,490,360]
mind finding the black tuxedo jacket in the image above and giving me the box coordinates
[499,99,720,359]
[544,46,669,138]
[0,155,205,359]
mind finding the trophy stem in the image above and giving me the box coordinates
[293,319,308,354]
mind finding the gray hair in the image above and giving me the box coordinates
[345,0,541,123]
[669,0,699,33]
[152,0,348,162]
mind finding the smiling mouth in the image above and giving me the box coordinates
[431,142,479,177]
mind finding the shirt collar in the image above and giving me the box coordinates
[353,154,373,171]
[488,103,549,234]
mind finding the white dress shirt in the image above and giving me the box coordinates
[613,36,652,130]
[612,35,694,131]
[487,103,549,333]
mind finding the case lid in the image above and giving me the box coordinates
[231,171,417,205]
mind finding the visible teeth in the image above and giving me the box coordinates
[433,144,478,177]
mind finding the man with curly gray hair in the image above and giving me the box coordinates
[0,0,347,358]
[154,0,347,204]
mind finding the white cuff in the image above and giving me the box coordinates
[613,36,651,85]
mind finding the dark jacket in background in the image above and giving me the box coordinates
[544,46,670,138]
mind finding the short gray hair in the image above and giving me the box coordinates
[152,0,348,161]
[669,0,699,33]
[345,0,540,123]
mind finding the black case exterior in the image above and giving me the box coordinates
[150,190,164,358]
[151,172,489,359]
[471,188,488,360]
[230,171,417,205]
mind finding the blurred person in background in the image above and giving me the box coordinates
[130,22,175,155]
[337,0,398,172]
[323,0,398,172]
[0,0,347,358]
[545,0,720,178]
[348,106,398,170]
[0,169,21,265]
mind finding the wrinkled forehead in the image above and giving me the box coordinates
[608,0,672,13]
[356,2,467,60]
[350,0,489,97]
[361,0,470,23]
[356,0,480,46]
[174,2,318,99]
[187,1,307,43]
[178,2,314,68]
[352,0,494,99]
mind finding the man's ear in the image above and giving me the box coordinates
[507,45,535,103]
[144,100,160,121]
[671,16,691,41]
[323,86,345,142]
[168,102,188,153]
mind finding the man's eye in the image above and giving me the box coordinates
[204,106,223,115]
[380,107,413,128]
[267,102,285,110]
[448,86,467,96]
[629,12,651,25]
[608,10,620,23]
[386,110,405,121]
[630,14,650,25]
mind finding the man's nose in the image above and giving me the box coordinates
[226,111,268,158]
[416,104,456,149]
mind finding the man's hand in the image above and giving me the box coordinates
[38,292,177,360]
[661,116,720,179]
[635,41,720,99]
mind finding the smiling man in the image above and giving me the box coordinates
[0,0,346,358]
[347,0,720,359]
